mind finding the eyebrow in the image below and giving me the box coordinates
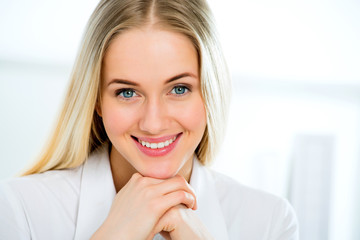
[107,72,197,87]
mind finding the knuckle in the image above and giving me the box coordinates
[175,175,187,184]
[137,176,149,186]
[173,176,187,189]
[130,172,141,181]
[142,187,153,198]
[176,191,187,201]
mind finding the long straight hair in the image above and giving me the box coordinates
[21,0,230,176]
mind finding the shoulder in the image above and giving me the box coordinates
[0,165,83,239]
[2,144,107,197]
[1,164,83,201]
[209,169,299,239]
[210,170,282,208]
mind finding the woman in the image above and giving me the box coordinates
[0,0,298,239]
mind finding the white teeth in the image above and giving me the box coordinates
[138,136,177,149]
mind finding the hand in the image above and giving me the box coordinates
[152,205,214,240]
[91,173,197,240]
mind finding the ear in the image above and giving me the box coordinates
[95,101,102,117]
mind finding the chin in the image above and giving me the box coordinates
[140,163,179,179]
[144,172,174,179]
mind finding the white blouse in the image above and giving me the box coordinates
[0,145,299,240]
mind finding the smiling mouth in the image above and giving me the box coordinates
[136,136,177,149]
[131,133,182,157]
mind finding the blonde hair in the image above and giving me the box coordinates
[21,0,230,176]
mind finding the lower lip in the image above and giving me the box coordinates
[133,133,182,157]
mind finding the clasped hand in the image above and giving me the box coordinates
[91,173,213,240]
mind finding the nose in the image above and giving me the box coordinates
[139,97,169,134]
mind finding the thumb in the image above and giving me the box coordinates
[150,209,177,238]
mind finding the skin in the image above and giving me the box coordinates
[92,27,213,239]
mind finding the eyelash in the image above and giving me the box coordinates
[115,88,138,100]
[115,85,191,100]
[169,85,191,96]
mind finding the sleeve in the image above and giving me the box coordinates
[269,198,299,240]
[0,182,31,240]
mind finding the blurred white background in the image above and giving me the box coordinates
[0,0,359,239]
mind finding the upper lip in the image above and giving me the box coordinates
[133,133,182,143]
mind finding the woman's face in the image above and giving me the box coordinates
[99,27,206,179]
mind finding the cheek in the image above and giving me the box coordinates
[101,102,138,137]
[175,96,207,132]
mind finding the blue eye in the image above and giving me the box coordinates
[171,86,189,95]
[117,89,136,98]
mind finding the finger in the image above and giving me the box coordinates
[147,190,195,222]
[150,211,175,238]
[151,175,197,210]
[161,190,196,210]
[151,205,184,238]
[127,173,165,189]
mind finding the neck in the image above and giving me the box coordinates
[109,145,194,192]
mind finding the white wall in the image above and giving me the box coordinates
[0,61,70,176]
[214,79,360,240]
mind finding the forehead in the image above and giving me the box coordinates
[102,27,199,84]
